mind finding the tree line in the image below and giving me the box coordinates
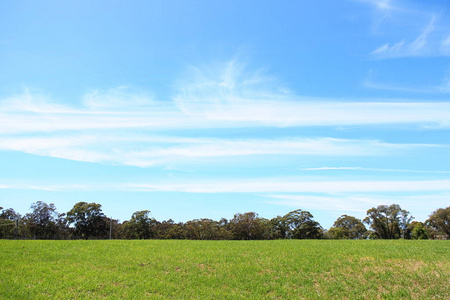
[0,201,449,240]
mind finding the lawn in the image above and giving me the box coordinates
[0,240,448,299]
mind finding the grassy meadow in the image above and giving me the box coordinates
[0,240,448,299]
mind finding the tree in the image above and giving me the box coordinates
[363,204,413,239]
[229,212,268,240]
[184,219,221,240]
[284,209,322,239]
[328,215,367,239]
[426,206,450,239]
[0,207,20,239]
[270,216,290,239]
[23,201,60,239]
[408,221,428,240]
[122,210,156,239]
[66,202,109,239]
[0,207,20,221]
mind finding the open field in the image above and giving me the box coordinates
[0,240,449,299]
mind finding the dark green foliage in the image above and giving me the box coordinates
[328,214,367,239]
[364,204,413,239]
[229,212,271,240]
[409,221,428,240]
[66,202,109,239]
[0,207,20,221]
[2,201,449,241]
[122,210,156,239]
[283,209,323,239]
[22,201,61,239]
[269,215,289,239]
[0,207,20,239]
[426,206,450,239]
[183,218,232,240]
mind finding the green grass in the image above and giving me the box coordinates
[0,240,448,299]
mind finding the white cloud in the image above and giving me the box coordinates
[1,71,450,137]
[265,194,379,213]
[363,78,450,94]
[302,167,364,171]
[265,192,450,223]
[2,178,450,194]
[301,167,450,174]
[83,86,155,110]
[0,90,79,114]
[2,179,447,224]
[172,61,450,127]
[125,179,450,193]
[0,135,433,167]
[0,62,449,167]
[0,183,91,192]
[356,0,395,11]
[173,60,292,117]
[371,16,446,58]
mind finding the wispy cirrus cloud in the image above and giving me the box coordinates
[171,60,450,127]
[2,179,448,223]
[265,194,380,213]
[358,0,395,11]
[0,61,449,167]
[301,167,450,174]
[82,86,155,110]
[371,16,450,58]
[359,0,450,59]
[265,192,450,222]
[362,77,450,94]
[2,178,450,193]
[2,97,450,134]
[1,61,450,136]
[0,135,433,167]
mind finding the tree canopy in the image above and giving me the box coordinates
[426,206,450,239]
[1,201,448,240]
[66,202,109,239]
[363,204,413,239]
[327,215,367,239]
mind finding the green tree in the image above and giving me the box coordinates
[23,201,60,239]
[0,207,20,239]
[152,219,184,239]
[66,202,109,239]
[426,206,450,239]
[184,219,220,240]
[123,210,156,239]
[0,207,20,220]
[269,216,290,239]
[284,209,322,239]
[328,215,367,239]
[363,204,413,239]
[408,221,428,240]
[229,212,267,240]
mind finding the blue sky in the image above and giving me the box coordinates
[1,0,449,228]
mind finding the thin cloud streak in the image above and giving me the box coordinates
[2,179,450,193]
[126,179,450,193]
[0,135,432,167]
[265,194,380,213]
[371,16,446,58]
[2,100,450,134]
[265,193,450,222]
[301,167,450,174]
[1,61,450,135]
[362,77,450,94]
[359,0,395,11]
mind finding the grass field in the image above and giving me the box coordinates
[0,240,449,299]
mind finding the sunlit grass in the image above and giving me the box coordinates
[1,240,448,299]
